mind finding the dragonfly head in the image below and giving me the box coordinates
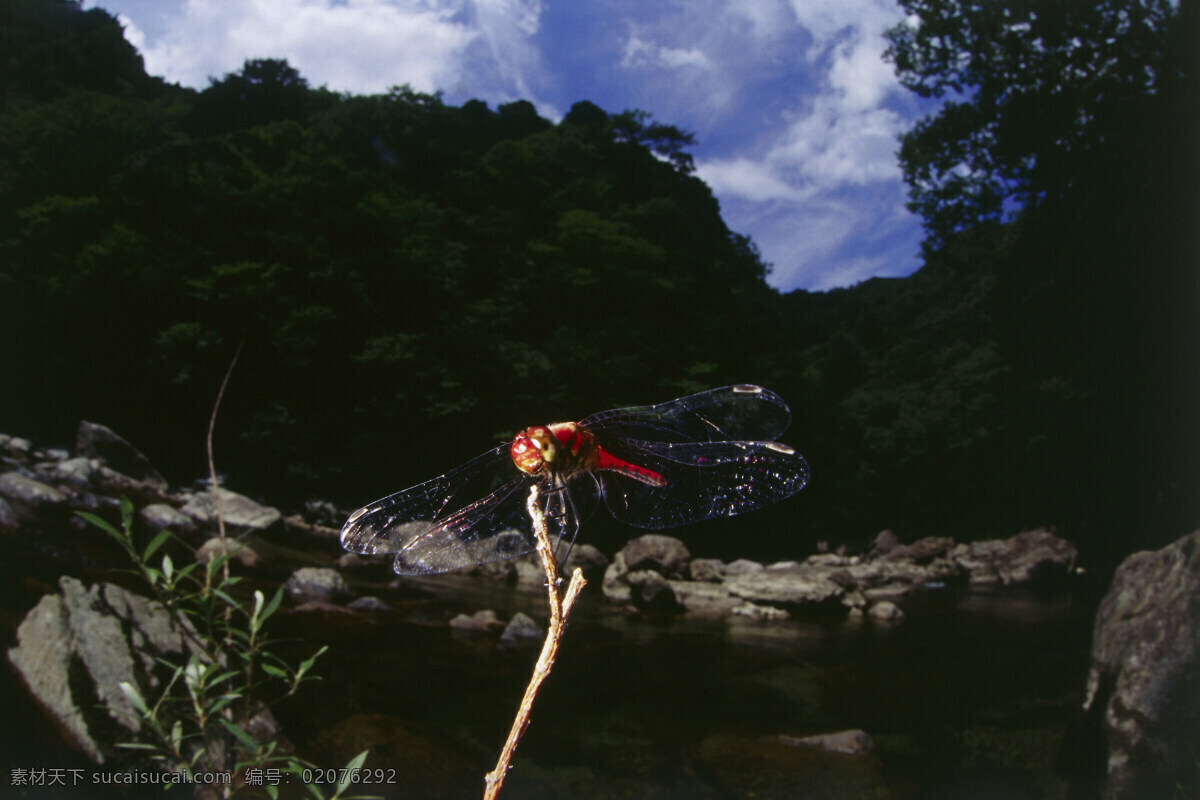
[511,426,557,474]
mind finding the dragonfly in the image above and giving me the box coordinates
[340,385,809,575]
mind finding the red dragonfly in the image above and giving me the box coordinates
[340,385,809,575]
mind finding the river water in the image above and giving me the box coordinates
[267,576,1097,800]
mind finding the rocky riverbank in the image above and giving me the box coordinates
[5,422,1193,798]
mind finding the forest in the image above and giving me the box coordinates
[1,0,1195,570]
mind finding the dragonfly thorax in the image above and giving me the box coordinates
[510,423,597,476]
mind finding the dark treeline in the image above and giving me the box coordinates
[1,0,1195,567]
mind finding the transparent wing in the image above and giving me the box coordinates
[340,444,600,575]
[581,384,791,444]
[598,439,809,529]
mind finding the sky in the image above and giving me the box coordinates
[83,0,939,293]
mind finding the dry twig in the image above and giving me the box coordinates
[483,485,587,799]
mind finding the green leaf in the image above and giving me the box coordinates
[261,586,284,622]
[118,681,150,716]
[75,511,122,539]
[142,529,173,561]
[162,553,174,582]
[261,664,288,680]
[217,717,260,752]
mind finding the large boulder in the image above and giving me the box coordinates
[618,534,691,577]
[725,562,845,607]
[180,487,282,534]
[75,420,167,490]
[950,528,1077,585]
[1079,529,1200,800]
[6,577,203,763]
[284,567,351,604]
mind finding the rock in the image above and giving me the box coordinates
[48,456,97,489]
[0,496,18,530]
[726,563,844,607]
[562,542,609,574]
[138,503,197,535]
[6,576,202,764]
[334,552,371,570]
[778,729,875,756]
[42,447,71,461]
[688,558,726,582]
[513,557,545,585]
[1,435,33,456]
[180,488,282,534]
[346,596,390,612]
[868,529,900,558]
[500,612,543,645]
[284,567,351,604]
[302,499,342,527]
[668,579,740,617]
[601,553,632,604]
[618,534,691,577]
[731,601,789,620]
[868,600,904,620]
[0,471,68,514]
[724,558,764,576]
[951,528,1077,585]
[196,537,261,569]
[627,570,684,613]
[75,420,167,489]
[448,609,502,631]
[1079,529,1200,800]
[896,535,955,563]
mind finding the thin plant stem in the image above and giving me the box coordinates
[483,485,587,799]
[207,341,243,576]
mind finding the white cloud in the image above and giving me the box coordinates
[698,158,810,203]
[138,0,478,94]
[621,35,710,71]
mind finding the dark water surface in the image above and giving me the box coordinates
[266,577,1096,800]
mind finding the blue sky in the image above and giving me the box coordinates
[85,0,938,292]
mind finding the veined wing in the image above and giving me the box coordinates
[340,444,533,575]
[581,385,792,445]
[598,439,809,530]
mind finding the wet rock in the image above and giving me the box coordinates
[731,601,789,620]
[138,503,196,535]
[628,569,684,613]
[180,488,282,534]
[688,557,727,582]
[868,600,904,621]
[778,729,875,756]
[500,611,543,645]
[619,534,691,577]
[75,420,167,489]
[1080,529,1200,800]
[284,567,351,604]
[726,563,844,607]
[449,609,502,631]
[196,537,261,569]
[346,596,390,612]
